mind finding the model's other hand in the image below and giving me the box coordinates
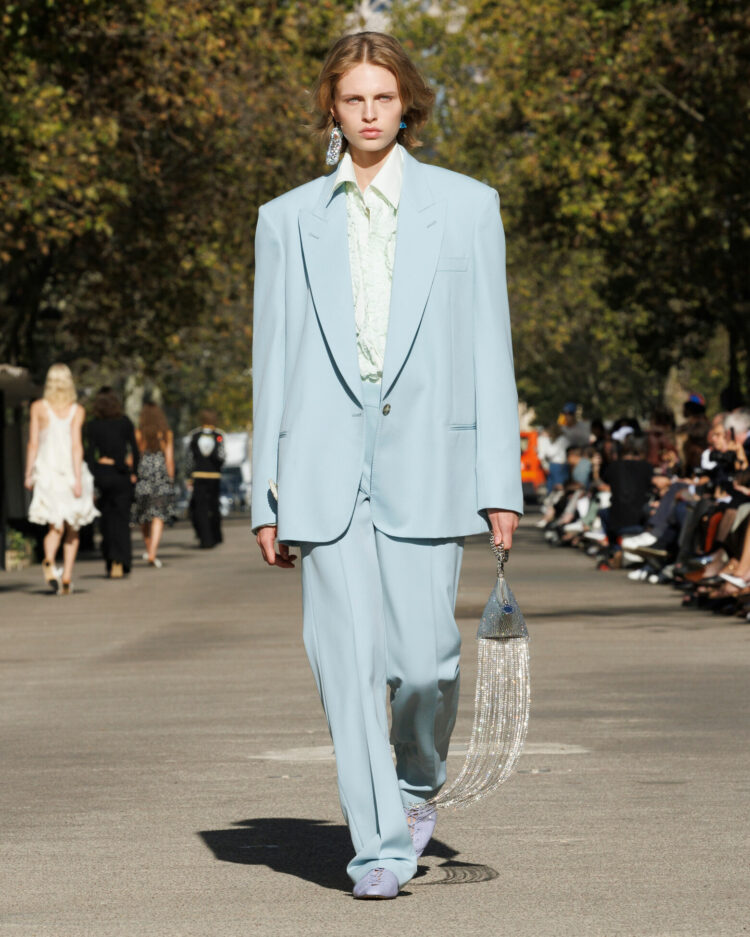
[257,525,296,568]
[72,480,82,498]
[487,508,519,550]
[24,474,33,492]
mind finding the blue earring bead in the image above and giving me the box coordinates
[399,120,407,129]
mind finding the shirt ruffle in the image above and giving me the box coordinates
[347,181,397,382]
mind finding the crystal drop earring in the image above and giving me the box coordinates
[399,120,407,130]
[325,121,343,166]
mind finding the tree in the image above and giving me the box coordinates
[393,0,750,417]
[1,0,349,428]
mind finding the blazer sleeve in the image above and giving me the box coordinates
[472,189,524,516]
[251,205,286,532]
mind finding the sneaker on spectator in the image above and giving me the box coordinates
[623,550,644,566]
[563,520,584,534]
[627,567,650,581]
[621,531,657,550]
[584,529,607,542]
[632,545,670,562]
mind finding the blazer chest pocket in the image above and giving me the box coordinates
[437,256,469,272]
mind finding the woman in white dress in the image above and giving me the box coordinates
[24,364,99,594]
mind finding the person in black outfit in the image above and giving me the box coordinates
[186,409,225,548]
[600,434,653,563]
[85,387,138,577]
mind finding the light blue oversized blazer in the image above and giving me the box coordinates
[251,150,523,543]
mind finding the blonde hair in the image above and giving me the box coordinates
[311,32,435,154]
[43,363,77,407]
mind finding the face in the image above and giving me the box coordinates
[709,424,727,450]
[332,62,403,158]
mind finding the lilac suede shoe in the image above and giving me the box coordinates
[352,867,399,899]
[405,805,437,858]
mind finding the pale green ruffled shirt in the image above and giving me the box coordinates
[331,144,404,383]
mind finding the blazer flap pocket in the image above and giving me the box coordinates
[438,255,469,272]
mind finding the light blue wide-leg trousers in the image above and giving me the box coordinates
[299,382,464,887]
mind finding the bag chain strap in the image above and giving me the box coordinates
[490,533,509,578]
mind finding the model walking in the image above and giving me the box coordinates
[186,409,225,548]
[252,32,522,898]
[133,402,175,568]
[25,364,99,594]
[85,387,139,578]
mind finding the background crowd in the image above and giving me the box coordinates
[22,363,226,595]
[536,393,750,621]
[19,359,750,620]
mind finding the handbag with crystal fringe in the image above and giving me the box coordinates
[419,535,530,813]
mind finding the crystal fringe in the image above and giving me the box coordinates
[417,635,530,814]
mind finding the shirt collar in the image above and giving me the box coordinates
[331,143,404,209]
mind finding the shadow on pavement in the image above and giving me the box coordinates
[411,837,499,888]
[199,818,498,892]
[199,818,353,892]
[0,583,90,596]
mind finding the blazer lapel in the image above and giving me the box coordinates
[381,153,445,398]
[299,181,363,405]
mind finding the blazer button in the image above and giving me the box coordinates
[382,403,391,415]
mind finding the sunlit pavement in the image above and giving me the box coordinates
[1,516,747,937]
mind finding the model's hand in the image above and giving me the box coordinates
[257,525,296,568]
[24,474,33,492]
[72,480,82,498]
[487,509,519,550]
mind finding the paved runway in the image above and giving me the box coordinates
[1,517,747,936]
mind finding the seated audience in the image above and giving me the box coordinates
[536,395,750,621]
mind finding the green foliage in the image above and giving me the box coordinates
[3,1,748,427]
[5,527,32,553]
[0,0,349,428]
[393,0,750,418]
